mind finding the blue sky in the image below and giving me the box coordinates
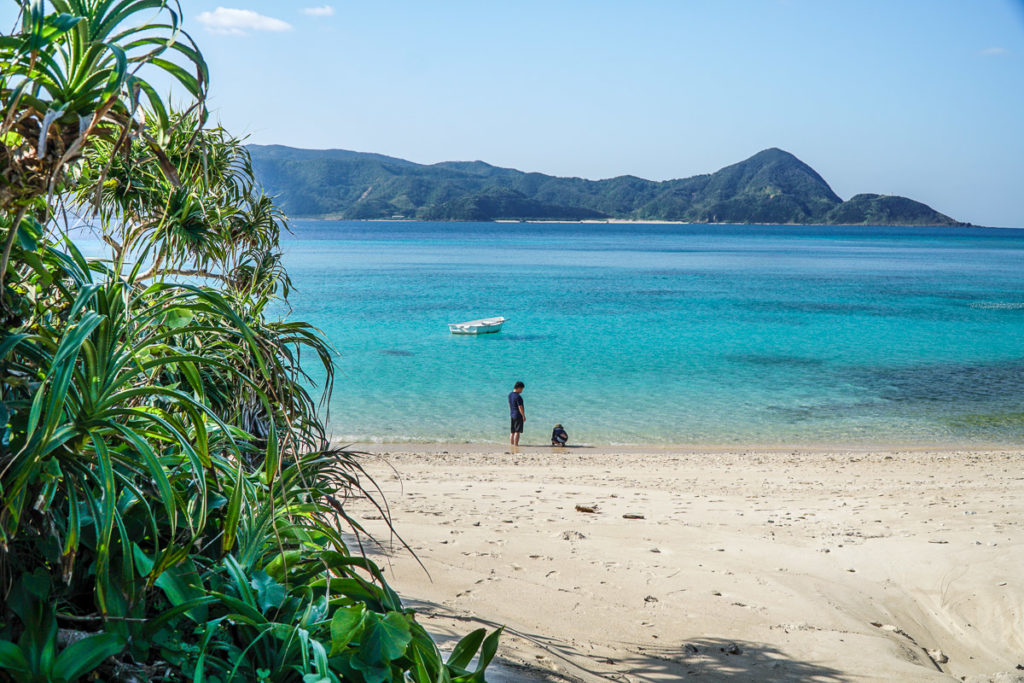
[6,2,1024,226]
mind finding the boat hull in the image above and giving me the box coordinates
[448,316,507,335]
[449,323,503,335]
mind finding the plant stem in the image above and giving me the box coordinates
[138,267,231,284]
[0,205,29,298]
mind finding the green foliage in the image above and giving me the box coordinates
[1,3,501,681]
[824,193,967,226]
[249,144,968,226]
[0,0,207,214]
[0,570,126,683]
[422,187,606,221]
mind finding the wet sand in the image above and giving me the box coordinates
[342,444,1024,682]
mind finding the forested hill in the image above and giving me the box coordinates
[248,145,969,226]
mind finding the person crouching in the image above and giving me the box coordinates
[551,424,568,447]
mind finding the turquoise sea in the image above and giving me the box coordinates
[282,221,1024,446]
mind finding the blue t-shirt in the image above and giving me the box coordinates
[508,391,524,417]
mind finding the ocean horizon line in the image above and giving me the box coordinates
[284,217,1021,230]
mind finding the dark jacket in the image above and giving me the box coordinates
[551,426,568,445]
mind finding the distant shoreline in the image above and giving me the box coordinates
[332,440,1024,455]
[289,217,1009,228]
[250,145,977,227]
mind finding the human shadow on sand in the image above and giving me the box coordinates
[400,598,849,682]
[612,638,849,682]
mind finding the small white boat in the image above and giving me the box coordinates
[448,316,507,335]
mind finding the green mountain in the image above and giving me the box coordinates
[248,145,969,226]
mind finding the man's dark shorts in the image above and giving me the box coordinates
[510,415,524,433]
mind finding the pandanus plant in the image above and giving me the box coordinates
[2,1,215,588]
[71,112,314,453]
[73,112,286,291]
[0,0,207,295]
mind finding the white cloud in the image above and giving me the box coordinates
[197,7,292,35]
[980,47,1009,56]
[302,5,335,16]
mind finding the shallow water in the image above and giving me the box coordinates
[281,221,1024,446]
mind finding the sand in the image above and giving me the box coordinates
[341,444,1024,682]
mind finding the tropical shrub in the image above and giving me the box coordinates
[1,2,498,680]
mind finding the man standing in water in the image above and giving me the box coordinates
[508,381,525,446]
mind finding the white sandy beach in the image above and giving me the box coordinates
[342,444,1024,682]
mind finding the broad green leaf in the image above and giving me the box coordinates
[446,628,485,672]
[470,627,503,678]
[154,560,208,623]
[250,569,287,613]
[132,543,154,577]
[329,604,366,656]
[0,641,29,673]
[163,307,194,329]
[304,596,330,627]
[263,550,304,581]
[350,658,391,683]
[16,215,43,251]
[359,611,413,665]
[51,633,126,681]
